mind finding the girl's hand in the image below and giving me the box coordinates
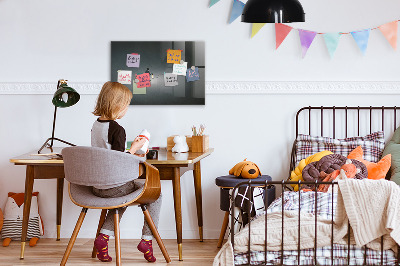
[129,137,147,155]
[134,148,149,157]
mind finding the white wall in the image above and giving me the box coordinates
[1,0,400,240]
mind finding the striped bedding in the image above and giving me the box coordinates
[234,191,397,265]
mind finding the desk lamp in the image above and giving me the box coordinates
[241,0,305,23]
[38,79,80,154]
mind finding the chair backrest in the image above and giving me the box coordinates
[62,146,145,187]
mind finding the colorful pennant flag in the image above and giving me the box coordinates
[251,23,266,38]
[229,0,245,24]
[351,29,370,55]
[298,29,317,58]
[323,33,341,58]
[275,23,293,49]
[378,21,398,50]
[209,0,220,7]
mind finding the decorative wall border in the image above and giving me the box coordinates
[0,81,399,95]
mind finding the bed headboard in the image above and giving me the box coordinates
[290,106,400,179]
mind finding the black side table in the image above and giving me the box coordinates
[215,175,275,248]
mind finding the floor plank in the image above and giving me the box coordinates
[0,239,221,265]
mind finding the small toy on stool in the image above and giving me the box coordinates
[229,159,261,179]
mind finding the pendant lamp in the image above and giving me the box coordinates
[241,0,305,23]
[38,79,80,154]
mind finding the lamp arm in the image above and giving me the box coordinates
[50,105,57,148]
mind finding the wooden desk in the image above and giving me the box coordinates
[10,147,213,261]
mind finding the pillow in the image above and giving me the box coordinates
[295,131,385,166]
[382,126,400,184]
[348,146,391,180]
[289,150,333,191]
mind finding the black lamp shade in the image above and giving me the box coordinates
[241,0,305,23]
[52,84,80,108]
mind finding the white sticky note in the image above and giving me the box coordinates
[126,53,140,67]
[173,62,188,76]
[164,73,178,87]
[117,70,132,84]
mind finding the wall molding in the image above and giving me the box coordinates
[1,81,400,95]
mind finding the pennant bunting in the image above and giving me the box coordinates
[351,29,370,55]
[229,0,245,24]
[251,23,266,38]
[298,29,317,58]
[378,21,398,50]
[209,0,220,7]
[323,33,341,58]
[275,23,293,49]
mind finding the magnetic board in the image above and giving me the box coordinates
[111,41,205,105]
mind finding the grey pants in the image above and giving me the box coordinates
[92,180,162,240]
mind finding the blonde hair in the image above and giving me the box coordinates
[93,82,133,120]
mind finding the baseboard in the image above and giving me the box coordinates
[1,81,399,94]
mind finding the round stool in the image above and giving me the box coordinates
[215,175,275,248]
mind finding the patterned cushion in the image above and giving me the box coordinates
[295,131,385,166]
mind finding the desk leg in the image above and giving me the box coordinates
[172,167,183,261]
[56,178,64,241]
[193,161,203,242]
[20,165,35,259]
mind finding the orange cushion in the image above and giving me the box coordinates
[347,146,391,180]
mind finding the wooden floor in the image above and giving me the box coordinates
[0,239,221,265]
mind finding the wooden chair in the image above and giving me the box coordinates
[60,146,171,265]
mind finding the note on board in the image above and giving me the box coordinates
[186,67,200,82]
[164,73,178,86]
[172,62,188,76]
[136,73,151,88]
[132,82,146,94]
[126,53,140,67]
[167,49,182,64]
[117,70,132,84]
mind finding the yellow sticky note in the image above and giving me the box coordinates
[167,49,182,64]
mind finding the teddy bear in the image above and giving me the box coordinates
[172,135,189,153]
[1,192,44,247]
[229,159,261,179]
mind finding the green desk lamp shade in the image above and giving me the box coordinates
[38,80,80,154]
[52,84,80,108]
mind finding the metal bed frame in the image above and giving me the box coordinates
[230,106,400,266]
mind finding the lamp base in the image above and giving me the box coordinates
[38,137,76,154]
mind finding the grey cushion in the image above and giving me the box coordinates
[62,146,145,188]
[382,126,400,184]
[69,180,145,208]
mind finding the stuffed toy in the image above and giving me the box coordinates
[348,146,391,180]
[0,208,3,232]
[289,150,333,191]
[229,159,261,179]
[1,192,44,247]
[172,135,189,153]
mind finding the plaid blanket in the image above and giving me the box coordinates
[234,191,397,265]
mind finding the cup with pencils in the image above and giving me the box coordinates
[191,124,209,152]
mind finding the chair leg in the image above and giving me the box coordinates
[141,205,171,263]
[91,209,108,258]
[114,209,121,266]
[217,211,230,248]
[60,208,88,266]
